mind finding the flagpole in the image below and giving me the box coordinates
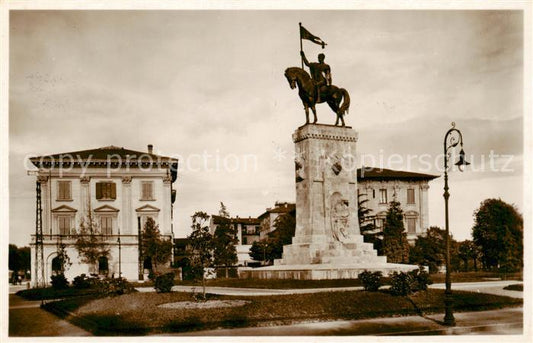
[299,22,304,69]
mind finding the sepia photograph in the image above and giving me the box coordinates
[3,1,531,340]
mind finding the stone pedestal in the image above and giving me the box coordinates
[241,124,417,280]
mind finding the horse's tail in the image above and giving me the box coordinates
[339,88,350,115]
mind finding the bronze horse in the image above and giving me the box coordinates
[284,67,350,126]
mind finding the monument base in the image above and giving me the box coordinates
[240,262,419,280]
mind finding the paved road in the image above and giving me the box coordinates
[8,294,91,337]
[170,307,523,336]
[430,280,523,298]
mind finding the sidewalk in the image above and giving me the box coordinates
[9,294,91,337]
[170,306,523,336]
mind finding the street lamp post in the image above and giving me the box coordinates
[117,227,122,279]
[443,122,470,326]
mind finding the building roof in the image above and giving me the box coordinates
[357,168,439,181]
[30,145,178,169]
[258,202,295,219]
[211,215,262,225]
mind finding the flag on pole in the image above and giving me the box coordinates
[300,24,327,48]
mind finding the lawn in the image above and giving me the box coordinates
[16,287,99,300]
[503,284,523,291]
[44,289,522,335]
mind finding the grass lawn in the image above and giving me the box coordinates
[16,287,99,300]
[503,284,523,291]
[44,289,522,335]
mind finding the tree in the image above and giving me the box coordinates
[9,245,31,282]
[55,241,72,274]
[141,217,173,275]
[270,212,296,246]
[249,240,273,263]
[187,211,213,299]
[457,240,480,272]
[358,193,383,254]
[409,226,447,273]
[9,244,21,274]
[382,200,409,263]
[472,198,523,272]
[74,212,110,274]
[212,203,238,278]
[249,212,296,264]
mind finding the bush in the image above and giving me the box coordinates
[389,269,433,296]
[50,274,69,290]
[409,269,432,291]
[73,274,91,289]
[154,272,175,293]
[93,277,135,296]
[389,272,412,296]
[358,270,383,291]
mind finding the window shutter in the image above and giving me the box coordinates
[407,189,415,204]
[96,183,102,199]
[111,183,116,199]
[142,183,147,199]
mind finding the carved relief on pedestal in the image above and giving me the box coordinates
[330,192,350,243]
[121,176,132,184]
[80,176,90,184]
[295,157,305,183]
[37,175,49,183]
[163,175,172,184]
[330,155,343,176]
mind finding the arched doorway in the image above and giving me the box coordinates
[51,256,63,275]
[98,256,109,276]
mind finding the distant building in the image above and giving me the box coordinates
[29,145,178,286]
[257,202,296,239]
[208,215,261,266]
[357,168,438,241]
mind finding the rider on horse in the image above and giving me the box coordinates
[300,51,332,102]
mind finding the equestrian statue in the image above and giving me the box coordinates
[285,51,350,127]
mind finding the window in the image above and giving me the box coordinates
[58,216,71,236]
[379,189,387,204]
[372,189,375,198]
[141,181,154,200]
[57,181,71,200]
[407,218,416,234]
[407,189,415,204]
[96,182,116,200]
[100,216,113,236]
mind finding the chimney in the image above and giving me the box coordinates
[147,144,153,154]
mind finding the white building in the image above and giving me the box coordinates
[357,168,438,241]
[29,145,178,286]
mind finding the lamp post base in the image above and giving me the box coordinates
[443,292,456,326]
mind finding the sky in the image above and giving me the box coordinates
[7,9,526,246]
